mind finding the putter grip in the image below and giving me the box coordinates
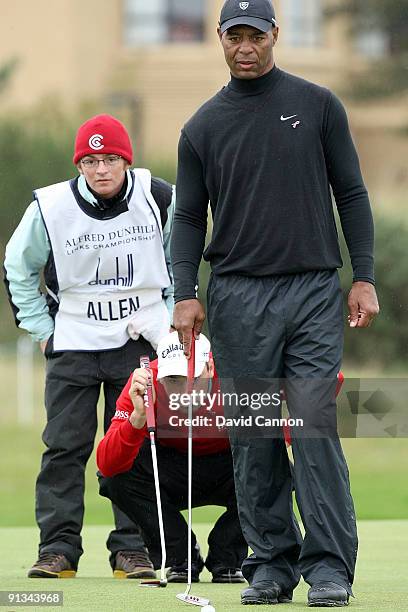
[187,332,196,393]
[140,355,156,432]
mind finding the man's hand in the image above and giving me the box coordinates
[173,299,206,357]
[348,281,380,328]
[128,368,156,429]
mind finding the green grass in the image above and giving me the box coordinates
[0,522,407,611]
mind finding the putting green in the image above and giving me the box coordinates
[0,521,406,611]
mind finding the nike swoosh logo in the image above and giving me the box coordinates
[280,114,298,121]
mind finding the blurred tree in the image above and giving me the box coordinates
[327,0,408,98]
[0,57,19,96]
[338,214,408,368]
[0,108,75,248]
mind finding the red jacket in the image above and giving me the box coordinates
[97,359,230,477]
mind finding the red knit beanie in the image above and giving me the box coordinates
[73,114,133,164]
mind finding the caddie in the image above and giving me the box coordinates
[4,114,174,579]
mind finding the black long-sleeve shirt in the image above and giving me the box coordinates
[171,65,375,302]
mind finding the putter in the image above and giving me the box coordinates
[139,355,167,588]
[176,335,210,608]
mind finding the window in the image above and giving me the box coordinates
[123,0,206,46]
[355,30,387,59]
[281,0,322,47]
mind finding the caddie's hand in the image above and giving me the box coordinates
[347,281,380,328]
[128,368,150,429]
[173,299,206,357]
[40,340,48,354]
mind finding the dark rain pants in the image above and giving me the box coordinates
[36,337,155,569]
[207,270,358,596]
[99,439,248,570]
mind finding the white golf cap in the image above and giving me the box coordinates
[157,331,211,380]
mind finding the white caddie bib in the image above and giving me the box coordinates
[36,169,171,351]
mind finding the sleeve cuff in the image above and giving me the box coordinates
[121,418,147,442]
[31,322,55,343]
[174,294,198,304]
[352,277,375,286]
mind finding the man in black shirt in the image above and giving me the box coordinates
[171,0,379,607]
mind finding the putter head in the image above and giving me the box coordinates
[176,593,210,607]
[140,578,167,588]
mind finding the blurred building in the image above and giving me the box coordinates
[0,0,407,199]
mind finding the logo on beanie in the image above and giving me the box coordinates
[239,2,249,9]
[89,134,104,150]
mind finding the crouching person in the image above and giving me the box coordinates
[97,332,247,583]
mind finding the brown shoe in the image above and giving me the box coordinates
[113,550,156,579]
[28,552,76,578]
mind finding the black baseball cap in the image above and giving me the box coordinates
[220,0,277,34]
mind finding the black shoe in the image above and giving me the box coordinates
[166,561,202,583]
[211,566,245,583]
[166,552,205,584]
[241,581,292,605]
[308,582,349,607]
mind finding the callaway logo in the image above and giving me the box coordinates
[161,343,184,359]
[280,114,297,121]
[239,2,249,9]
[89,133,104,150]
